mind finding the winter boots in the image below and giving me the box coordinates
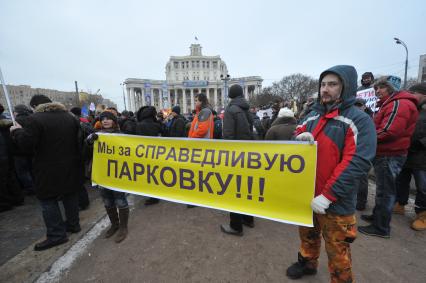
[286,253,317,279]
[412,211,426,231]
[115,207,129,243]
[105,206,119,238]
[392,203,405,215]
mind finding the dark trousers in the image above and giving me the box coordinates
[396,167,426,213]
[39,192,80,241]
[356,174,369,206]
[230,213,254,232]
[372,156,406,235]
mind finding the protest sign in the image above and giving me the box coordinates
[92,134,317,227]
[356,87,377,111]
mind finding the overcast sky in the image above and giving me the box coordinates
[1,0,425,110]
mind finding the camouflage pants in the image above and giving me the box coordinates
[299,213,357,283]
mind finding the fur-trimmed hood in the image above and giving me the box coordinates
[35,102,67,113]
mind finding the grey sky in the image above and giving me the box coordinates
[1,0,425,110]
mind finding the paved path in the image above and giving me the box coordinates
[1,181,425,283]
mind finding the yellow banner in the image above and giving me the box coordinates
[92,134,317,227]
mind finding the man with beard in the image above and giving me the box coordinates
[287,66,376,282]
[357,72,374,91]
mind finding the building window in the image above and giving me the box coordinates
[213,61,217,68]
[196,61,200,68]
[174,62,179,69]
[206,61,209,68]
[181,62,185,69]
[192,61,195,68]
[186,61,189,68]
[202,61,205,68]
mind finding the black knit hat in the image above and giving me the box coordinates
[172,105,181,115]
[99,111,118,123]
[30,94,52,108]
[228,84,243,98]
[409,83,426,95]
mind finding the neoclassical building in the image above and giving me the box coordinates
[124,44,262,113]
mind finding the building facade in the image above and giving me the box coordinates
[124,44,263,113]
[0,84,117,113]
[418,54,426,83]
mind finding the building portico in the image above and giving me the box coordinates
[124,44,262,114]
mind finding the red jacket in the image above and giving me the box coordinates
[374,91,419,156]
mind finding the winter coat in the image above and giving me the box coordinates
[265,116,297,141]
[168,115,187,137]
[261,116,271,133]
[404,104,426,170]
[11,102,84,200]
[0,117,13,162]
[188,107,214,139]
[374,91,419,156]
[135,106,163,137]
[223,96,253,140]
[251,113,265,139]
[119,117,137,135]
[296,65,377,216]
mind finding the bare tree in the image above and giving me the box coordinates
[251,74,318,109]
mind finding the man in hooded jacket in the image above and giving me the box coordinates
[220,84,254,236]
[287,66,376,282]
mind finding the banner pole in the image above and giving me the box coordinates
[0,66,16,125]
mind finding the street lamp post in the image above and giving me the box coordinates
[394,37,408,89]
[120,82,127,111]
[220,74,230,108]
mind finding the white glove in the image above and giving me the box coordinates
[296,132,314,142]
[311,194,332,214]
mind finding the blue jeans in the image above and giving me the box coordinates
[39,192,80,241]
[372,156,406,235]
[396,168,426,213]
[100,187,128,209]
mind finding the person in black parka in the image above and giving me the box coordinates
[10,95,84,251]
[220,84,255,236]
[135,106,163,205]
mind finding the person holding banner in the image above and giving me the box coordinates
[287,66,376,282]
[10,95,84,251]
[87,111,130,243]
[220,84,255,236]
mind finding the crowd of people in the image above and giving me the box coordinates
[0,66,425,282]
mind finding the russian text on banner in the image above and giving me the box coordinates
[92,134,317,227]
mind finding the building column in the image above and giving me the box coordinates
[245,85,249,100]
[167,89,171,108]
[159,89,163,109]
[182,89,187,114]
[190,88,195,111]
[126,88,131,112]
[129,88,135,112]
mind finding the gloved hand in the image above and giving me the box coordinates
[311,194,332,214]
[86,133,99,145]
[296,132,314,143]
